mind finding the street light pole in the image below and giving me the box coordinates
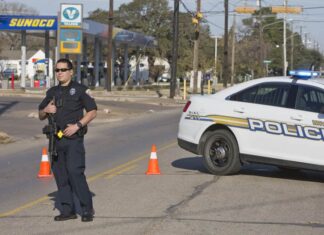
[283,0,287,76]
[257,0,263,76]
[231,14,236,86]
[223,0,229,88]
[212,36,218,91]
[170,0,179,98]
[192,0,201,94]
[290,22,294,70]
[106,0,113,91]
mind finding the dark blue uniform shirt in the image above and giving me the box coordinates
[39,81,97,130]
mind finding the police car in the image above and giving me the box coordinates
[178,70,324,175]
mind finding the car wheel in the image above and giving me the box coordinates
[203,129,241,175]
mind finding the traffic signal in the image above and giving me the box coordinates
[192,12,203,25]
[192,17,199,25]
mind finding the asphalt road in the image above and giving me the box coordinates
[0,96,182,213]
[1,96,324,234]
[0,96,179,140]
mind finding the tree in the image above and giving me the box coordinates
[0,2,39,52]
[88,0,214,80]
[235,7,323,79]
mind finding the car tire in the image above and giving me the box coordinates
[203,129,241,175]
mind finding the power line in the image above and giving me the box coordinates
[179,0,223,30]
[293,20,324,23]
[303,6,324,10]
[203,18,224,30]
[179,0,195,16]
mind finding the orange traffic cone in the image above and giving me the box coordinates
[146,144,161,175]
[37,147,53,178]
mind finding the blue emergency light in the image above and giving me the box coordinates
[289,70,320,79]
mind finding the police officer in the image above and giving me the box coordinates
[38,58,97,222]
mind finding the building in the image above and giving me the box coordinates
[0,49,53,79]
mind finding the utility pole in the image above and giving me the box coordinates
[258,0,263,76]
[283,0,287,76]
[106,0,113,91]
[231,14,236,86]
[170,0,179,98]
[223,0,229,88]
[213,36,218,91]
[192,0,201,93]
[290,22,294,70]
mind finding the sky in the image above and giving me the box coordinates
[4,0,324,53]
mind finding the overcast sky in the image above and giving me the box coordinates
[6,0,324,53]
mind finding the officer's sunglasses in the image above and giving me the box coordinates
[55,68,71,73]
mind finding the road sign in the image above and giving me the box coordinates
[204,73,211,80]
[0,15,57,30]
[59,4,83,54]
[271,6,302,14]
[263,60,272,64]
[59,29,82,54]
[60,4,83,28]
[235,7,257,14]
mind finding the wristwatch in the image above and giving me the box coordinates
[76,121,83,128]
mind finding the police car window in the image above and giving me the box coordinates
[229,83,290,107]
[254,84,290,107]
[295,86,324,113]
[229,86,258,102]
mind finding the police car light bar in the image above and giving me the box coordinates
[289,70,320,79]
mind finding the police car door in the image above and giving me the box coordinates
[228,82,294,161]
[288,83,324,166]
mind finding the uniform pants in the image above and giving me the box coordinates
[52,137,93,215]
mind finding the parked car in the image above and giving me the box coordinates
[157,73,170,83]
[178,70,324,175]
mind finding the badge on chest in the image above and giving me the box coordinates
[69,88,76,96]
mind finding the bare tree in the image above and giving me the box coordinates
[0,2,39,52]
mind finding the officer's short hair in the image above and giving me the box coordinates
[56,58,73,70]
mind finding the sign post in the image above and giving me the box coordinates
[263,60,272,76]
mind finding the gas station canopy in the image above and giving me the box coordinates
[83,19,156,48]
[0,15,156,48]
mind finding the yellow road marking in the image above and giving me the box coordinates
[88,141,176,182]
[0,196,49,218]
[104,164,137,179]
[0,141,177,218]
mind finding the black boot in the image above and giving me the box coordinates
[81,209,94,222]
[54,213,77,221]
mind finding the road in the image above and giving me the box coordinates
[0,96,182,212]
[0,96,178,140]
[1,96,324,234]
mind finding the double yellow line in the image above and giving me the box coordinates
[0,141,176,218]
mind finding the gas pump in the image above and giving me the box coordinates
[33,59,47,88]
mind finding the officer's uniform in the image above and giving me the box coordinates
[39,81,97,215]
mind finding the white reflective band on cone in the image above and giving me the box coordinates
[150,152,157,159]
[41,154,49,162]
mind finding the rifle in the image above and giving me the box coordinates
[42,113,58,163]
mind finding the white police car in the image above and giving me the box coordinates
[178,71,324,175]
